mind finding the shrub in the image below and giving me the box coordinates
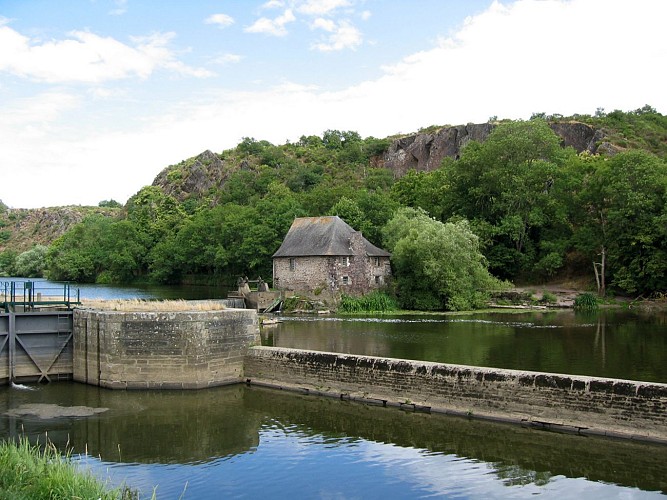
[540,291,557,304]
[574,292,599,311]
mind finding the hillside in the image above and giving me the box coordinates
[0,205,121,254]
[3,109,665,254]
[150,109,667,205]
[2,107,665,300]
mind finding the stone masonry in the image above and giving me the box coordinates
[244,346,667,443]
[73,308,259,389]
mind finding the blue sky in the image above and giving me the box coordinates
[1,0,665,208]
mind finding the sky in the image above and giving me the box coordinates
[1,0,665,209]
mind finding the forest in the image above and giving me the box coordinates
[1,107,666,310]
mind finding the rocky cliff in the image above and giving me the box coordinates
[152,122,616,203]
[152,149,229,202]
[379,121,616,175]
[0,206,119,253]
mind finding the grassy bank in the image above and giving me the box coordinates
[0,437,137,499]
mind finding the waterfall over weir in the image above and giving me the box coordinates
[220,298,246,309]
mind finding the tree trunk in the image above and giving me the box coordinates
[600,246,606,297]
[593,246,606,297]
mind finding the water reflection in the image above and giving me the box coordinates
[1,382,665,498]
[267,309,667,383]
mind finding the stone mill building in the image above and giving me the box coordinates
[272,216,391,295]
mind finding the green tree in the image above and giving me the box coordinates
[383,207,505,311]
[571,150,667,295]
[98,221,147,283]
[14,245,48,278]
[219,170,263,204]
[46,216,112,282]
[255,182,306,242]
[125,186,188,247]
[331,197,369,235]
[356,190,400,246]
[0,250,17,276]
[98,199,122,208]
[442,120,572,279]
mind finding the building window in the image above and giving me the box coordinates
[375,275,382,284]
[374,257,381,266]
[342,276,350,285]
[341,256,351,267]
[289,258,296,271]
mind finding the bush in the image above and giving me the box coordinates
[540,291,557,304]
[574,292,599,310]
[14,245,48,278]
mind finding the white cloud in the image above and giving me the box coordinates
[272,81,320,92]
[311,20,362,51]
[244,9,296,36]
[360,10,371,21]
[0,25,211,83]
[297,0,351,16]
[261,0,286,9]
[310,18,336,32]
[1,91,79,130]
[108,0,127,16]
[212,53,243,65]
[3,0,667,209]
[205,13,235,28]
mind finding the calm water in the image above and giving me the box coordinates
[2,279,667,497]
[0,277,230,301]
[266,310,667,383]
[1,382,666,499]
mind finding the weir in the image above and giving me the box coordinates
[244,346,667,444]
[2,302,666,445]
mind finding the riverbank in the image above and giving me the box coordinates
[0,437,139,499]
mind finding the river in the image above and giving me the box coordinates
[1,278,666,498]
[265,309,667,383]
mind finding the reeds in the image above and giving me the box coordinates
[573,292,599,311]
[0,436,137,499]
[339,292,398,313]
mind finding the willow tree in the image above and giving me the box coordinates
[383,207,505,311]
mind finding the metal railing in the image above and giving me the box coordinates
[1,280,80,312]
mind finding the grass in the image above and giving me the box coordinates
[339,292,398,313]
[79,298,227,312]
[0,436,138,499]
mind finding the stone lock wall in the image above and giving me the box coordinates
[73,308,259,389]
[244,346,667,443]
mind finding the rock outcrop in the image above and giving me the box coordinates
[0,206,119,253]
[152,150,228,202]
[380,121,614,175]
[148,122,619,205]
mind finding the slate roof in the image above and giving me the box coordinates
[273,216,391,258]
